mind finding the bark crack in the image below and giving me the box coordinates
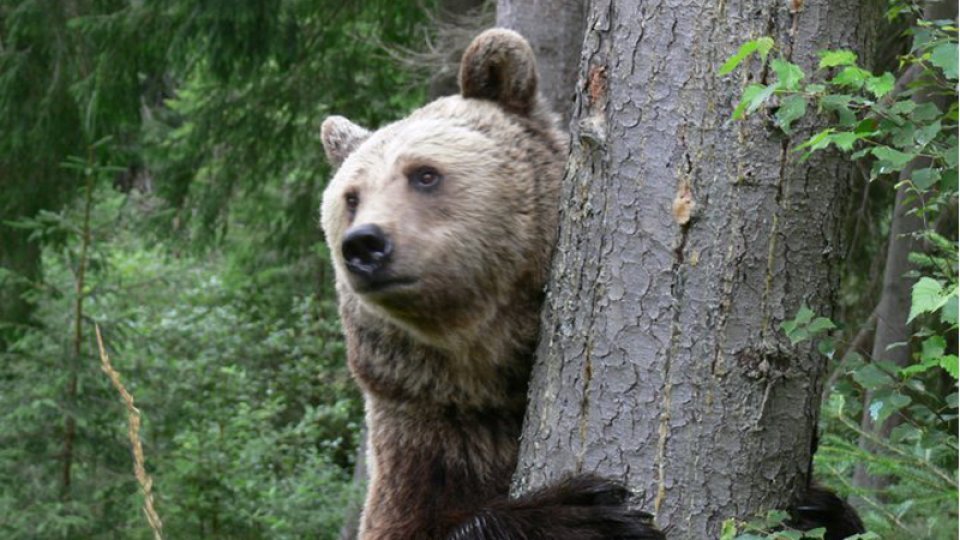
[655,213,691,513]
[760,1,802,340]
[577,337,593,473]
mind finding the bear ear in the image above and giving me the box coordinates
[321,115,371,169]
[459,29,539,116]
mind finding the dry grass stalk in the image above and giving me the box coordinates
[95,324,164,540]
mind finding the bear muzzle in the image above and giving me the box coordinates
[341,223,416,293]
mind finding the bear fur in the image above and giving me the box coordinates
[320,29,660,540]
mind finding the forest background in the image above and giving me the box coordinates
[0,1,955,539]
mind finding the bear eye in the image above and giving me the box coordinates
[408,166,443,192]
[345,192,359,213]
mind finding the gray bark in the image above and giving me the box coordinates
[514,1,880,537]
[496,0,586,124]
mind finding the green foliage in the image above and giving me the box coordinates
[781,305,837,346]
[723,4,958,540]
[0,181,361,538]
[0,0,432,344]
[0,0,439,537]
[722,17,958,173]
[720,509,883,540]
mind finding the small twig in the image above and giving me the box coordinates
[95,325,164,540]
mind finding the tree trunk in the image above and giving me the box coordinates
[513,1,880,537]
[496,0,586,125]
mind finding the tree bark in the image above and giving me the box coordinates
[513,1,880,537]
[496,0,586,124]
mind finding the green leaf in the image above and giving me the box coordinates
[775,95,808,133]
[771,58,805,91]
[808,317,837,334]
[796,129,835,152]
[872,146,915,169]
[763,509,790,528]
[719,37,775,75]
[720,42,759,75]
[947,392,959,409]
[795,305,815,325]
[911,102,941,122]
[870,391,911,423]
[733,84,776,119]
[889,100,917,115]
[817,336,836,358]
[720,519,738,540]
[755,37,775,62]
[930,42,958,80]
[914,120,941,146]
[818,49,858,69]
[941,293,958,325]
[908,277,946,322]
[865,72,895,98]
[830,66,871,89]
[830,132,859,151]
[805,83,827,93]
[781,306,829,345]
[890,423,921,443]
[947,101,959,121]
[945,144,959,168]
[901,357,939,376]
[819,94,857,127]
[890,122,918,149]
[921,336,946,361]
[854,118,879,135]
[853,363,892,390]
[940,355,959,379]
[911,168,941,190]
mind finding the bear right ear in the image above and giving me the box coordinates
[321,115,371,169]
[459,29,539,116]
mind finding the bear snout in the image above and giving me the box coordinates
[342,223,392,276]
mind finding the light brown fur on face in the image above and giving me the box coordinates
[320,29,566,540]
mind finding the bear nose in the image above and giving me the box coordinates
[342,224,393,277]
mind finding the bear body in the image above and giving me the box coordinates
[321,29,585,539]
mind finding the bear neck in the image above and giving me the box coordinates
[341,292,539,539]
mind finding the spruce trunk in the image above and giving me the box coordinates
[514,1,880,537]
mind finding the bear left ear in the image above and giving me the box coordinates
[321,115,371,169]
[459,29,539,116]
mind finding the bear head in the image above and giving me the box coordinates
[320,29,566,355]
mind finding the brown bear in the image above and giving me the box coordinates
[320,28,863,540]
[320,29,662,540]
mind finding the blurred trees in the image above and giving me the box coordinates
[0,1,433,537]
